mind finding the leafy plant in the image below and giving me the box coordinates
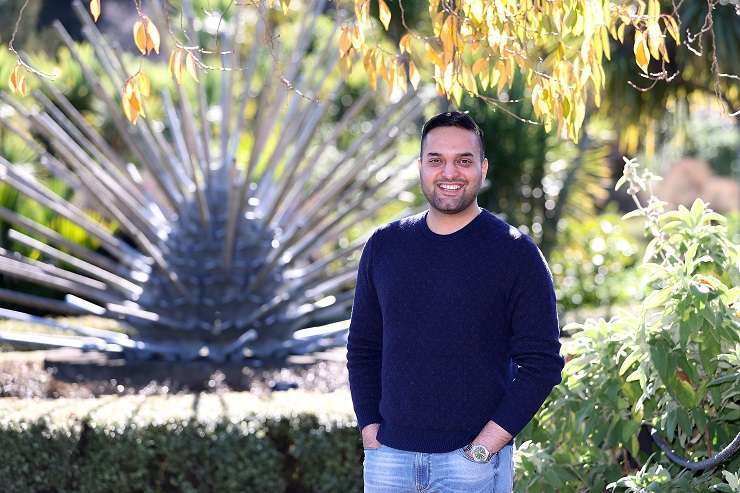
[516,157,739,492]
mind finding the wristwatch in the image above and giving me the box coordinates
[463,442,495,463]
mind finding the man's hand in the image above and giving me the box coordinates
[361,423,381,449]
[468,420,513,457]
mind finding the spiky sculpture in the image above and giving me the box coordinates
[0,0,427,361]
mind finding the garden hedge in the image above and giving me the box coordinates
[0,413,365,493]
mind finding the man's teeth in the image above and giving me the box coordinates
[439,184,462,190]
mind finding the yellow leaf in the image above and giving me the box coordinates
[90,0,101,22]
[665,15,680,44]
[8,65,18,94]
[122,79,143,124]
[133,20,147,55]
[168,48,183,84]
[339,26,352,56]
[351,24,363,50]
[424,43,443,68]
[145,18,161,55]
[479,63,489,90]
[451,81,463,107]
[659,40,670,62]
[472,57,488,76]
[601,26,610,61]
[399,33,411,54]
[617,23,626,43]
[470,0,484,24]
[633,30,649,73]
[375,50,387,81]
[461,63,477,95]
[137,72,150,97]
[378,0,391,31]
[442,62,454,94]
[18,75,27,97]
[531,83,542,117]
[280,0,291,15]
[501,57,513,92]
[409,61,420,90]
[185,51,199,82]
[441,15,454,64]
[647,21,661,59]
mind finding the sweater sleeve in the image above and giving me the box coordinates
[346,231,383,432]
[490,235,565,437]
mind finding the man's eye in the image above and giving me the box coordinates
[429,159,441,164]
[458,160,472,166]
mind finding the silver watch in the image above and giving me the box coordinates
[463,442,494,462]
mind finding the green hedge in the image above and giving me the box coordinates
[0,413,365,493]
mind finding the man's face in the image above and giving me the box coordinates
[417,126,488,215]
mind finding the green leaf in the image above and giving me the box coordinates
[671,377,698,409]
[690,198,705,225]
[621,420,641,446]
[644,286,673,309]
[619,351,641,376]
[665,409,678,442]
[622,209,644,220]
[685,243,699,274]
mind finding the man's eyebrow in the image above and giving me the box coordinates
[424,152,475,157]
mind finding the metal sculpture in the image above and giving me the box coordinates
[0,0,427,361]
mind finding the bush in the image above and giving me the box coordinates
[0,413,367,493]
[516,158,740,492]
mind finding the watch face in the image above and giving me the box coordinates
[471,444,489,461]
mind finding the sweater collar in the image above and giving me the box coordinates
[420,207,486,241]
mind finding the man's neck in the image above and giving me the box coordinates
[426,204,482,235]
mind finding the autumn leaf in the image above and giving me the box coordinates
[378,0,391,31]
[339,26,352,57]
[90,0,101,22]
[133,20,147,55]
[133,16,160,55]
[168,48,184,84]
[122,74,146,124]
[136,72,151,97]
[8,63,28,97]
[664,15,680,44]
[399,33,411,54]
[146,18,161,54]
[646,21,662,60]
[409,61,420,90]
[633,30,650,73]
[185,51,199,82]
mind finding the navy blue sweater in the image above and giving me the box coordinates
[346,208,564,453]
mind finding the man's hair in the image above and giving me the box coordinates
[420,111,485,161]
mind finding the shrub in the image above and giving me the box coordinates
[0,413,366,492]
[516,158,740,492]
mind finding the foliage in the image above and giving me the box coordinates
[0,413,372,493]
[516,158,740,492]
[550,209,643,311]
[341,0,686,141]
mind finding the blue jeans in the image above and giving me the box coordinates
[363,441,514,492]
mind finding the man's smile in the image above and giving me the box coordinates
[438,182,465,195]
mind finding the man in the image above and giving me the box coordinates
[346,111,564,492]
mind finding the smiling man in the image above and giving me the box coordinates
[346,111,565,492]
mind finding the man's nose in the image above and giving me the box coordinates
[440,161,459,179]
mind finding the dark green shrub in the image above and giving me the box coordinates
[0,413,368,493]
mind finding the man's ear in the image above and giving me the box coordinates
[481,157,489,183]
[417,156,422,172]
